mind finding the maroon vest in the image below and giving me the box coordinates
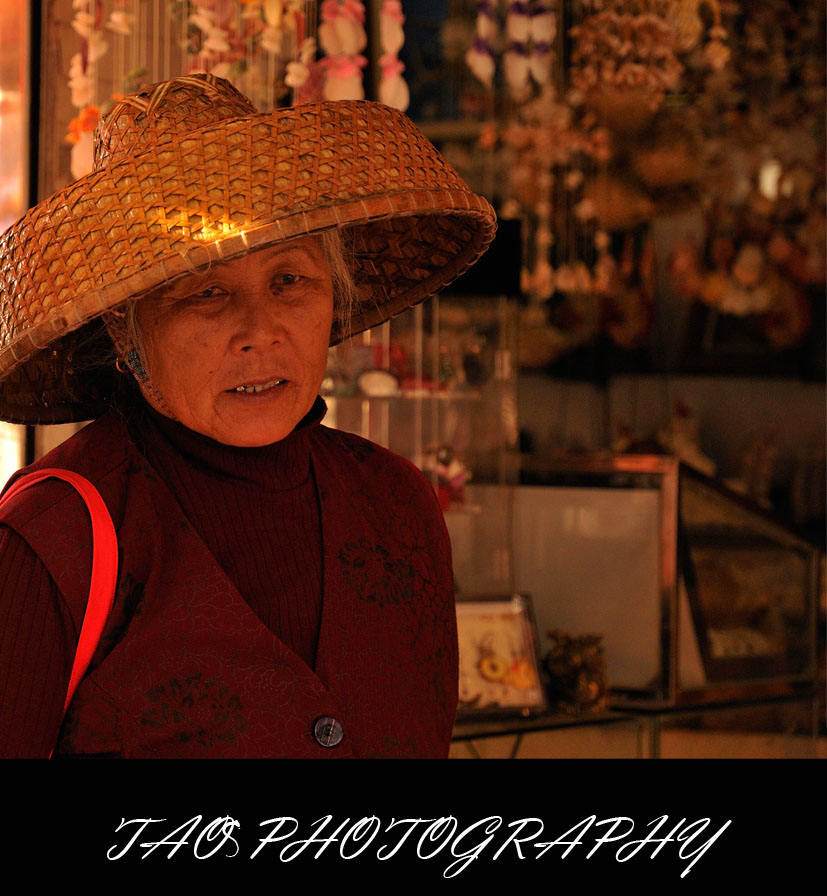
[1,412,458,758]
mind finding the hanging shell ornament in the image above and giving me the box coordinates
[466,0,498,87]
[378,0,409,111]
[318,0,368,57]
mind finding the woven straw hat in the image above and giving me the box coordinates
[0,74,496,424]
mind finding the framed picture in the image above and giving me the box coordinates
[455,593,548,718]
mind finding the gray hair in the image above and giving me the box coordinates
[321,227,358,340]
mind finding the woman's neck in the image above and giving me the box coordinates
[127,395,327,491]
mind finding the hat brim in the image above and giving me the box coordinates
[0,101,496,424]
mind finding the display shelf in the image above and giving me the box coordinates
[626,693,819,759]
[450,694,820,758]
[451,710,643,759]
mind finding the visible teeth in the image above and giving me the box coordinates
[234,379,284,394]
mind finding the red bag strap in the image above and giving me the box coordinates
[0,468,118,721]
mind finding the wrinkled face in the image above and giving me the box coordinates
[135,236,334,447]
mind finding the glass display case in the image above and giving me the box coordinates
[325,294,520,596]
[511,455,821,708]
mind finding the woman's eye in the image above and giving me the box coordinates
[191,285,225,299]
[272,273,302,288]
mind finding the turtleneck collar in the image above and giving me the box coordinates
[126,395,327,492]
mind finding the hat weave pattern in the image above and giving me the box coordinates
[0,75,496,424]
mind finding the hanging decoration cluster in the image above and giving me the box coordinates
[182,2,306,75]
[463,0,732,367]
[467,0,729,106]
[664,0,826,352]
[316,0,409,108]
[568,0,730,111]
[174,1,312,108]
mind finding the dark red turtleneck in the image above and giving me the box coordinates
[0,397,327,757]
[129,397,326,667]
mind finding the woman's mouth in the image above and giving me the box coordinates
[229,379,286,394]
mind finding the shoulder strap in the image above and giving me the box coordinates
[0,468,119,724]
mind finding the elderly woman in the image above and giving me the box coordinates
[0,74,495,758]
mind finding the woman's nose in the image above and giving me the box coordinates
[229,291,286,352]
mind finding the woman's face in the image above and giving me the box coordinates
[135,236,334,447]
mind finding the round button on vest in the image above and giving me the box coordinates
[313,716,344,748]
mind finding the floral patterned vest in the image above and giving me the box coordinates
[1,412,458,758]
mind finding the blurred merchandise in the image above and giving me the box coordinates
[543,630,609,714]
